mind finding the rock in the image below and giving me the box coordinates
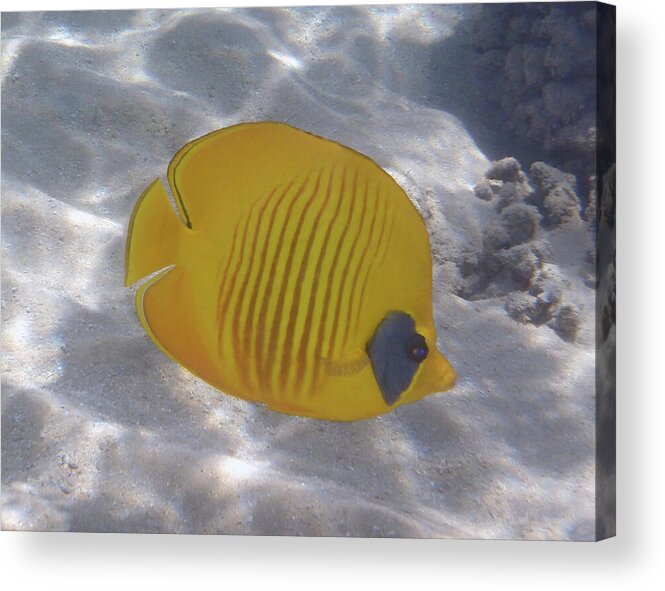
[505,292,535,323]
[544,185,581,225]
[530,161,576,195]
[485,157,523,183]
[529,161,581,225]
[478,248,505,279]
[495,177,534,211]
[528,239,553,266]
[549,304,580,342]
[465,194,542,299]
[482,203,538,255]
[479,157,535,211]
[457,251,479,277]
[505,278,563,327]
[487,179,503,193]
[504,292,549,324]
[482,220,512,254]
[497,202,540,247]
[529,264,564,309]
[498,243,539,290]
[473,180,495,201]
[497,263,566,328]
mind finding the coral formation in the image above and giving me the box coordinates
[460,156,592,342]
[442,4,597,187]
[529,161,582,226]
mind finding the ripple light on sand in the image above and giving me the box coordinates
[1,6,595,538]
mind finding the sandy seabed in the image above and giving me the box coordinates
[1,6,596,539]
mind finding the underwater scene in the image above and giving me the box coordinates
[1,4,614,539]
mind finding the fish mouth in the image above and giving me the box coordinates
[440,362,457,392]
[419,351,456,396]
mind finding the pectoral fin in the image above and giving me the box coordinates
[321,351,369,377]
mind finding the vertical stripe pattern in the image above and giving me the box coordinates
[216,164,394,406]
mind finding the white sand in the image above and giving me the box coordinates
[1,6,595,538]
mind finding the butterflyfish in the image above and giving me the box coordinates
[124,122,456,421]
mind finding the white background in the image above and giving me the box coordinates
[1,0,663,588]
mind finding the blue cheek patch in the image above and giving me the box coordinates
[366,311,425,406]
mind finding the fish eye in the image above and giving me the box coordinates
[406,334,428,363]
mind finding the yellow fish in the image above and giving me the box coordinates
[124,122,456,420]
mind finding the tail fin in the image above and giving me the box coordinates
[124,179,189,286]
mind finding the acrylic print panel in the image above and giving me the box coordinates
[1,2,615,539]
